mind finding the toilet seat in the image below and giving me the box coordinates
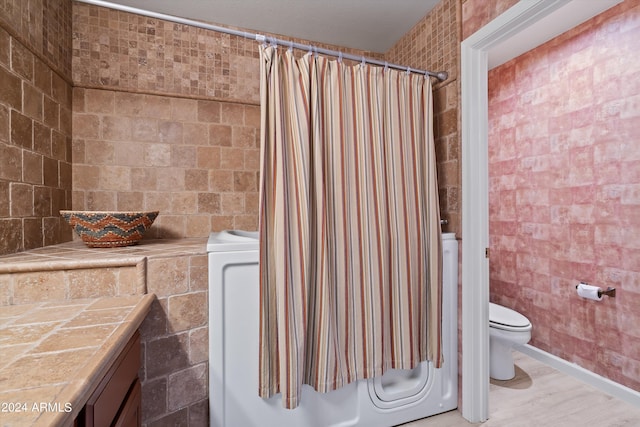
[489,303,531,332]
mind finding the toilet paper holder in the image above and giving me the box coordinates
[575,282,616,298]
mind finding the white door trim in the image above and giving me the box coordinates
[460,0,622,422]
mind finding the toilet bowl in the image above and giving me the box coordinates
[489,302,532,380]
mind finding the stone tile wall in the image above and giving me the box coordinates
[71,2,380,105]
[71,4,261,102]
[72,88,260,235]
[0,0,73,78]
[140,251,209,425]
[0,265,141,305]
[488,0,640,392]
[0,0,74,255]
[70,2,380,239]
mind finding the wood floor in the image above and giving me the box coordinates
[404,350,640,427]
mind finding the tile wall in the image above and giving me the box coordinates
[140,248,210,426]
[71,5,261,102]
[70,3,266,236]
[70,2,383,239]
[0,0,74,255]
[461,0,519,40]
[488,0,640,391]
[0,0,73,78]
[72,88,261,236]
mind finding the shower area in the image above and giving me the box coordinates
[205,22,456,427]
[64,1,461,425]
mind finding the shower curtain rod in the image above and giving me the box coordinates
[78,0,449,81]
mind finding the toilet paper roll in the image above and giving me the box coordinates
[577,283,603,301]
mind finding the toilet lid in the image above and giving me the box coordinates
[489,303,530,328]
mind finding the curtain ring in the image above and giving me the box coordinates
[361,56,366,67]
[406,66,411,75]
[255,34,267,48]
[338,52,343,63]
[288,40,293,53]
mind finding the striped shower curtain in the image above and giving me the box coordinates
[258,45,442,409]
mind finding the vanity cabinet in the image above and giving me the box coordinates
[77,332,142,427]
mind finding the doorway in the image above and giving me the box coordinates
[460,0,623,422]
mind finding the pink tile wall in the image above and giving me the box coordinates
[488,1,640,391]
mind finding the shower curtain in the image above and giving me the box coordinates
[258,45,442,409]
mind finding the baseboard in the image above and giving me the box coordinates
[517,344,640,409]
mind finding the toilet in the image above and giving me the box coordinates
[489,302,532,380]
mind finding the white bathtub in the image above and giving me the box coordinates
[208,231,458,427]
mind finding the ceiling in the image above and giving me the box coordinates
[93,0,441,53]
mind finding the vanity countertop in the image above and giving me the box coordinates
[0,294,155,426]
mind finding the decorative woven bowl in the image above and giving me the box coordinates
[60,210,159,248]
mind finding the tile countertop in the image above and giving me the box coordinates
[0,294,155,427]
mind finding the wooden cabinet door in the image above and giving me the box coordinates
[84,332,141,427]
[113,379,141,427]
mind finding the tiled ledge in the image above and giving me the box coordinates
[0,238,208,273]
[0,238,207,306]
[0,294,155,426]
